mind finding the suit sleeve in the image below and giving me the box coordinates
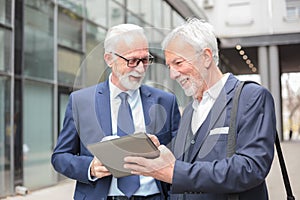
[172,84,276,193]
[51,95,94,184]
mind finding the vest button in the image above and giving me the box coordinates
[191,139,195,144]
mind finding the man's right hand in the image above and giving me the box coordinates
[90,157,111,178]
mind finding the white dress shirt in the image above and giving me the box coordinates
[191,73,230,134]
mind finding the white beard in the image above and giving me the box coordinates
[176,76,198,97]
[117,71,145,90]
[183,82,197,97]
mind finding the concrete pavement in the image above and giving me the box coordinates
[2,141,299,200]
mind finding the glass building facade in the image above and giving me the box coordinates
[0,0,193,197]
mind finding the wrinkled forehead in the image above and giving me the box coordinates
[164,37,196,59]
[116,34,149,55]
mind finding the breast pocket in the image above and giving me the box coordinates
[197,127,229,160]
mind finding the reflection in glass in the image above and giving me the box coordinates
[0,0,11,25]
[0,29,12,73]
[152,1,163,29]
[59,93,69,132]
[58,47,82,86]
[23,81,56,189]
[162,2,172,29]
[127,0,140,17]
[114,0,124,4]
[127,12,143,26]
[140,0,152,24]
[57,0,84,17]
[0,77,11,197]
[86,0,107,26]
[58,7,83,50]
[172,11,185,28]
[108,1,125,27]
[151,29,165,44]
[84,23,107,87]
[24,1,54,80]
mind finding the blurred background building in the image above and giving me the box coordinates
[0,0,299,198]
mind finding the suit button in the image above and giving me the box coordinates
[191,139,195,144]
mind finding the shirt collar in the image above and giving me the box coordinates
[207,72,230,100]
[192,73,230,110]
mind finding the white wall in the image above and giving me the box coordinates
[195,0,300,37]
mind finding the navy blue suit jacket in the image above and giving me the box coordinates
[51,80,181,200]
[170,74,276,200]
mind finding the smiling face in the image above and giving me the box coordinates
[105,34,150,91]
[164,37,209,100]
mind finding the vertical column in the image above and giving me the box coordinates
[258,46,269,89]
[269,45,283,140]
[53,0,58,179]
[10,0,16,195]
[13,0,24,188]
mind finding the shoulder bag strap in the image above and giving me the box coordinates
[227,81,246,158]
[275,131,296,200]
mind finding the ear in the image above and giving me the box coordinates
[104,53,114,68]
[202,48,213,69]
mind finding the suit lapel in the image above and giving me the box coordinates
[188,74,239,162]
[173,103,193,160]
[140,85,155,134]
[140,85,169,135]
[95,80,112,136]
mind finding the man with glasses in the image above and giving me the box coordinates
[51,24,181,200]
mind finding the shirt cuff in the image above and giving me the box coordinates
[88,160,98,182]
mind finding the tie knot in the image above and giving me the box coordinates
[119,92,128,101]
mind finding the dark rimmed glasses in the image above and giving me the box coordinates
[111,52,154,68]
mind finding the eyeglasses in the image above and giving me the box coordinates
[111,52,154,68]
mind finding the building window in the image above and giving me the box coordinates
[0,0,12,25]
[24,0,54,80]
[83,23,107,87]
[57,4,83,86]
[225,0,253,26]
[286,0,300,20]
[86,0,108,26]
[57,0,84,18]
[108,0,125,26]
[23,81,56,189]
[162,1,172,29]
[0,28,11,73]
[0,77,11,197]
[58,47,82,86]
[58,6,83,51]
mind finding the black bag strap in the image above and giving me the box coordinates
[227,81,295,200]
[275,132,296,200]
[227,81,246,158]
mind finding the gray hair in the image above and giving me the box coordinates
[161,18,219,65]
[104,24,147,53]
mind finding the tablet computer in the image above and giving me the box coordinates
[87,132,160,178]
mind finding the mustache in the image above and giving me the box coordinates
[127,71,145,78]
[176,76,189,84]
